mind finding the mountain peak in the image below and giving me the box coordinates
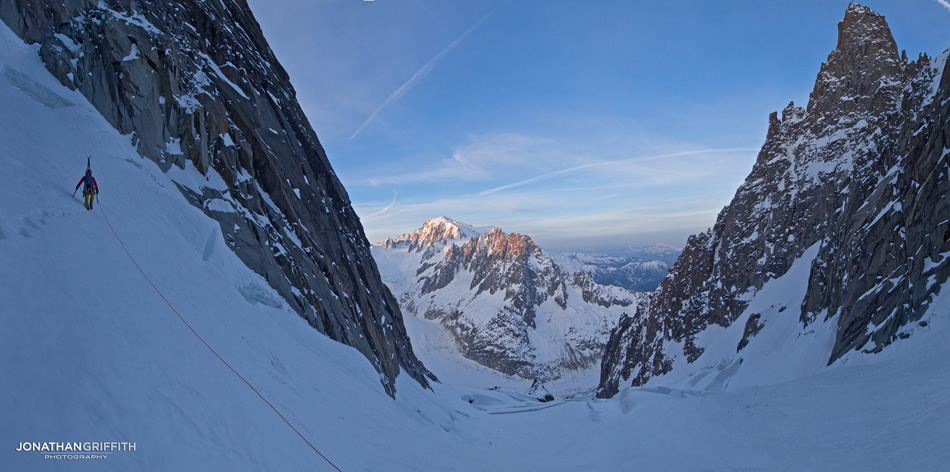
[378,217,495,251]
[415,217,481,245]
[421,216,469,234]
[837,4,895,54]
[475,228,542,259]
[807,3,901,116]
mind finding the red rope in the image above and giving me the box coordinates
[98,203,343,472]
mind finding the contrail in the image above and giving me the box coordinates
[938,0,950,11]
[351,11,493,139]
[362,191,398,220]
[469,148,760,198]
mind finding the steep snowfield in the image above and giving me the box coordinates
[1,21,949,471]
[654,243,839,391]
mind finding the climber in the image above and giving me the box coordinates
[74,165,99,210]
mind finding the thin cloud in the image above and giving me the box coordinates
[366,154,486,187]
[351,11,493,140]
[366,133,553,186]
[361,191,398,219]
[358,146,757,233]
[938,0,950,12]
[469,148,760,198]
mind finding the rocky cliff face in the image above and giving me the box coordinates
[598,4,950,397]
[0,0,432,395]
[374,218,643,380]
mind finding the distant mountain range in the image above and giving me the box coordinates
[549,247,680,293]
[373,217,648,381]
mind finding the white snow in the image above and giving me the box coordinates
[924,252,949,272]
[236,166,253,183]
[1,19,948,472]
[122,43,140,62]
[192,51,249,100]
[53,33,81,55]
[922,48,950,108]
[164,137,183,155]
[205,198,235,213]
[97,2,162,36]
[868,200,902,227]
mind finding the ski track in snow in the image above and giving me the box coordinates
[1,18,948,472]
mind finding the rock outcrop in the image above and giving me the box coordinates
[598,4,950,397]
[0,0,433,395]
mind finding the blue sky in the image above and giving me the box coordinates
[245,0,950,254]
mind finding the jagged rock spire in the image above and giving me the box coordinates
[807,3,902,116]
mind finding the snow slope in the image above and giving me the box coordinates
[1,19,948,472]
[649,242,841,391]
